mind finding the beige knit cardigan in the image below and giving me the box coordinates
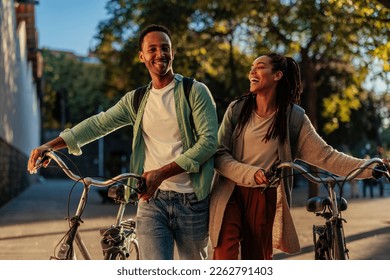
[209,102,372,255]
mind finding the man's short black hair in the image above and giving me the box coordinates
[138,24,172,50]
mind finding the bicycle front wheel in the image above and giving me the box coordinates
[331,219,348,260]
[105,239,139,260]
[127,238,140,260]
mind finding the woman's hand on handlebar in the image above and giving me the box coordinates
[254,169,269,185]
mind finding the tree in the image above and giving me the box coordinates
[94,0,257,119]
[41,49,106,129]
[93,0,389,195]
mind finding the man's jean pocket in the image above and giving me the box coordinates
[136,190,210,260]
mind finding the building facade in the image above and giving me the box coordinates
[0,0,41,206]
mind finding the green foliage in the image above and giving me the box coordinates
[90,0,389,146]
[41,49,106,129]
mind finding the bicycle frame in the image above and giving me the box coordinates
[307,179,348,260]
[36,151,142,260]
[271,158,389,260]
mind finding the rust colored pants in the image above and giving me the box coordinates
[213,186,277,260]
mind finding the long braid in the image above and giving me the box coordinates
[235,92,256,137]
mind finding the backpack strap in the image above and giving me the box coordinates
[183,77,194,101]
[132,77,195,127]
[289,104,305,159]
[231,97,245,128]
[133,85,148,113]
[230,98,305,159]
[182,77,195,130]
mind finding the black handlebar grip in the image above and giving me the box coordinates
[372,164,386,180]
[264,170,274,180]
[136,177,147,194]
[34,152,51,170]
[264,160,281,181]
[128,192,139,204]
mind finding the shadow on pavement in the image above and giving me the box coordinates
[0,179,137,226]
[275,225,390,259]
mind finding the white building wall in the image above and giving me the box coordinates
[0,0,41,156]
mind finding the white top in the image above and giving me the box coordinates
[141,80,193,193]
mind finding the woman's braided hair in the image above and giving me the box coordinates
[235,53,302,144]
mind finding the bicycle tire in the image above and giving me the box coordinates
[121,219,139,260]
[105,237,139,260]
[332,219,348,260]
[127,238,140,260]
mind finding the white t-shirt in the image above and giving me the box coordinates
[141,80,193,193]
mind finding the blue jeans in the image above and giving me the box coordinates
[136,190,209,260]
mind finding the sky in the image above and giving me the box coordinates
[35,0,109,56]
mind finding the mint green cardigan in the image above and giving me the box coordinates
[60,74,218,200]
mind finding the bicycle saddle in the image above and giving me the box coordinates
[306,196,348,213]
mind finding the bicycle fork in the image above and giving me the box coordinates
[328,181,349,260]
[52,183,93,260]
[99,201,136,260]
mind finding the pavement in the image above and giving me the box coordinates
[0,178,390,260]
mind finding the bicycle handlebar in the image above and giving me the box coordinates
[34,150,145,193]
[266,158,390,186]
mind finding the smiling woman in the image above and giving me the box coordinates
[36,0,108,55]
[209,52,390,260]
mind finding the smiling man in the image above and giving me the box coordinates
[27,24,218,260]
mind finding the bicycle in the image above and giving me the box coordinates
[32,150,146,260]
[265,158,390,260]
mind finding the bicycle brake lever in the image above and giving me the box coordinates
[262,161,281,193]
[33,152,52,172]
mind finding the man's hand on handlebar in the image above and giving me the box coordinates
[135,177,147,194]
[27,145,52,174]
[139,169,164,201]
[27,137,67,174]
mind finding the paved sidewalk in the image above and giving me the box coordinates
[0,178,138,260]
[0,178,389,260]
[276,193,390,260]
